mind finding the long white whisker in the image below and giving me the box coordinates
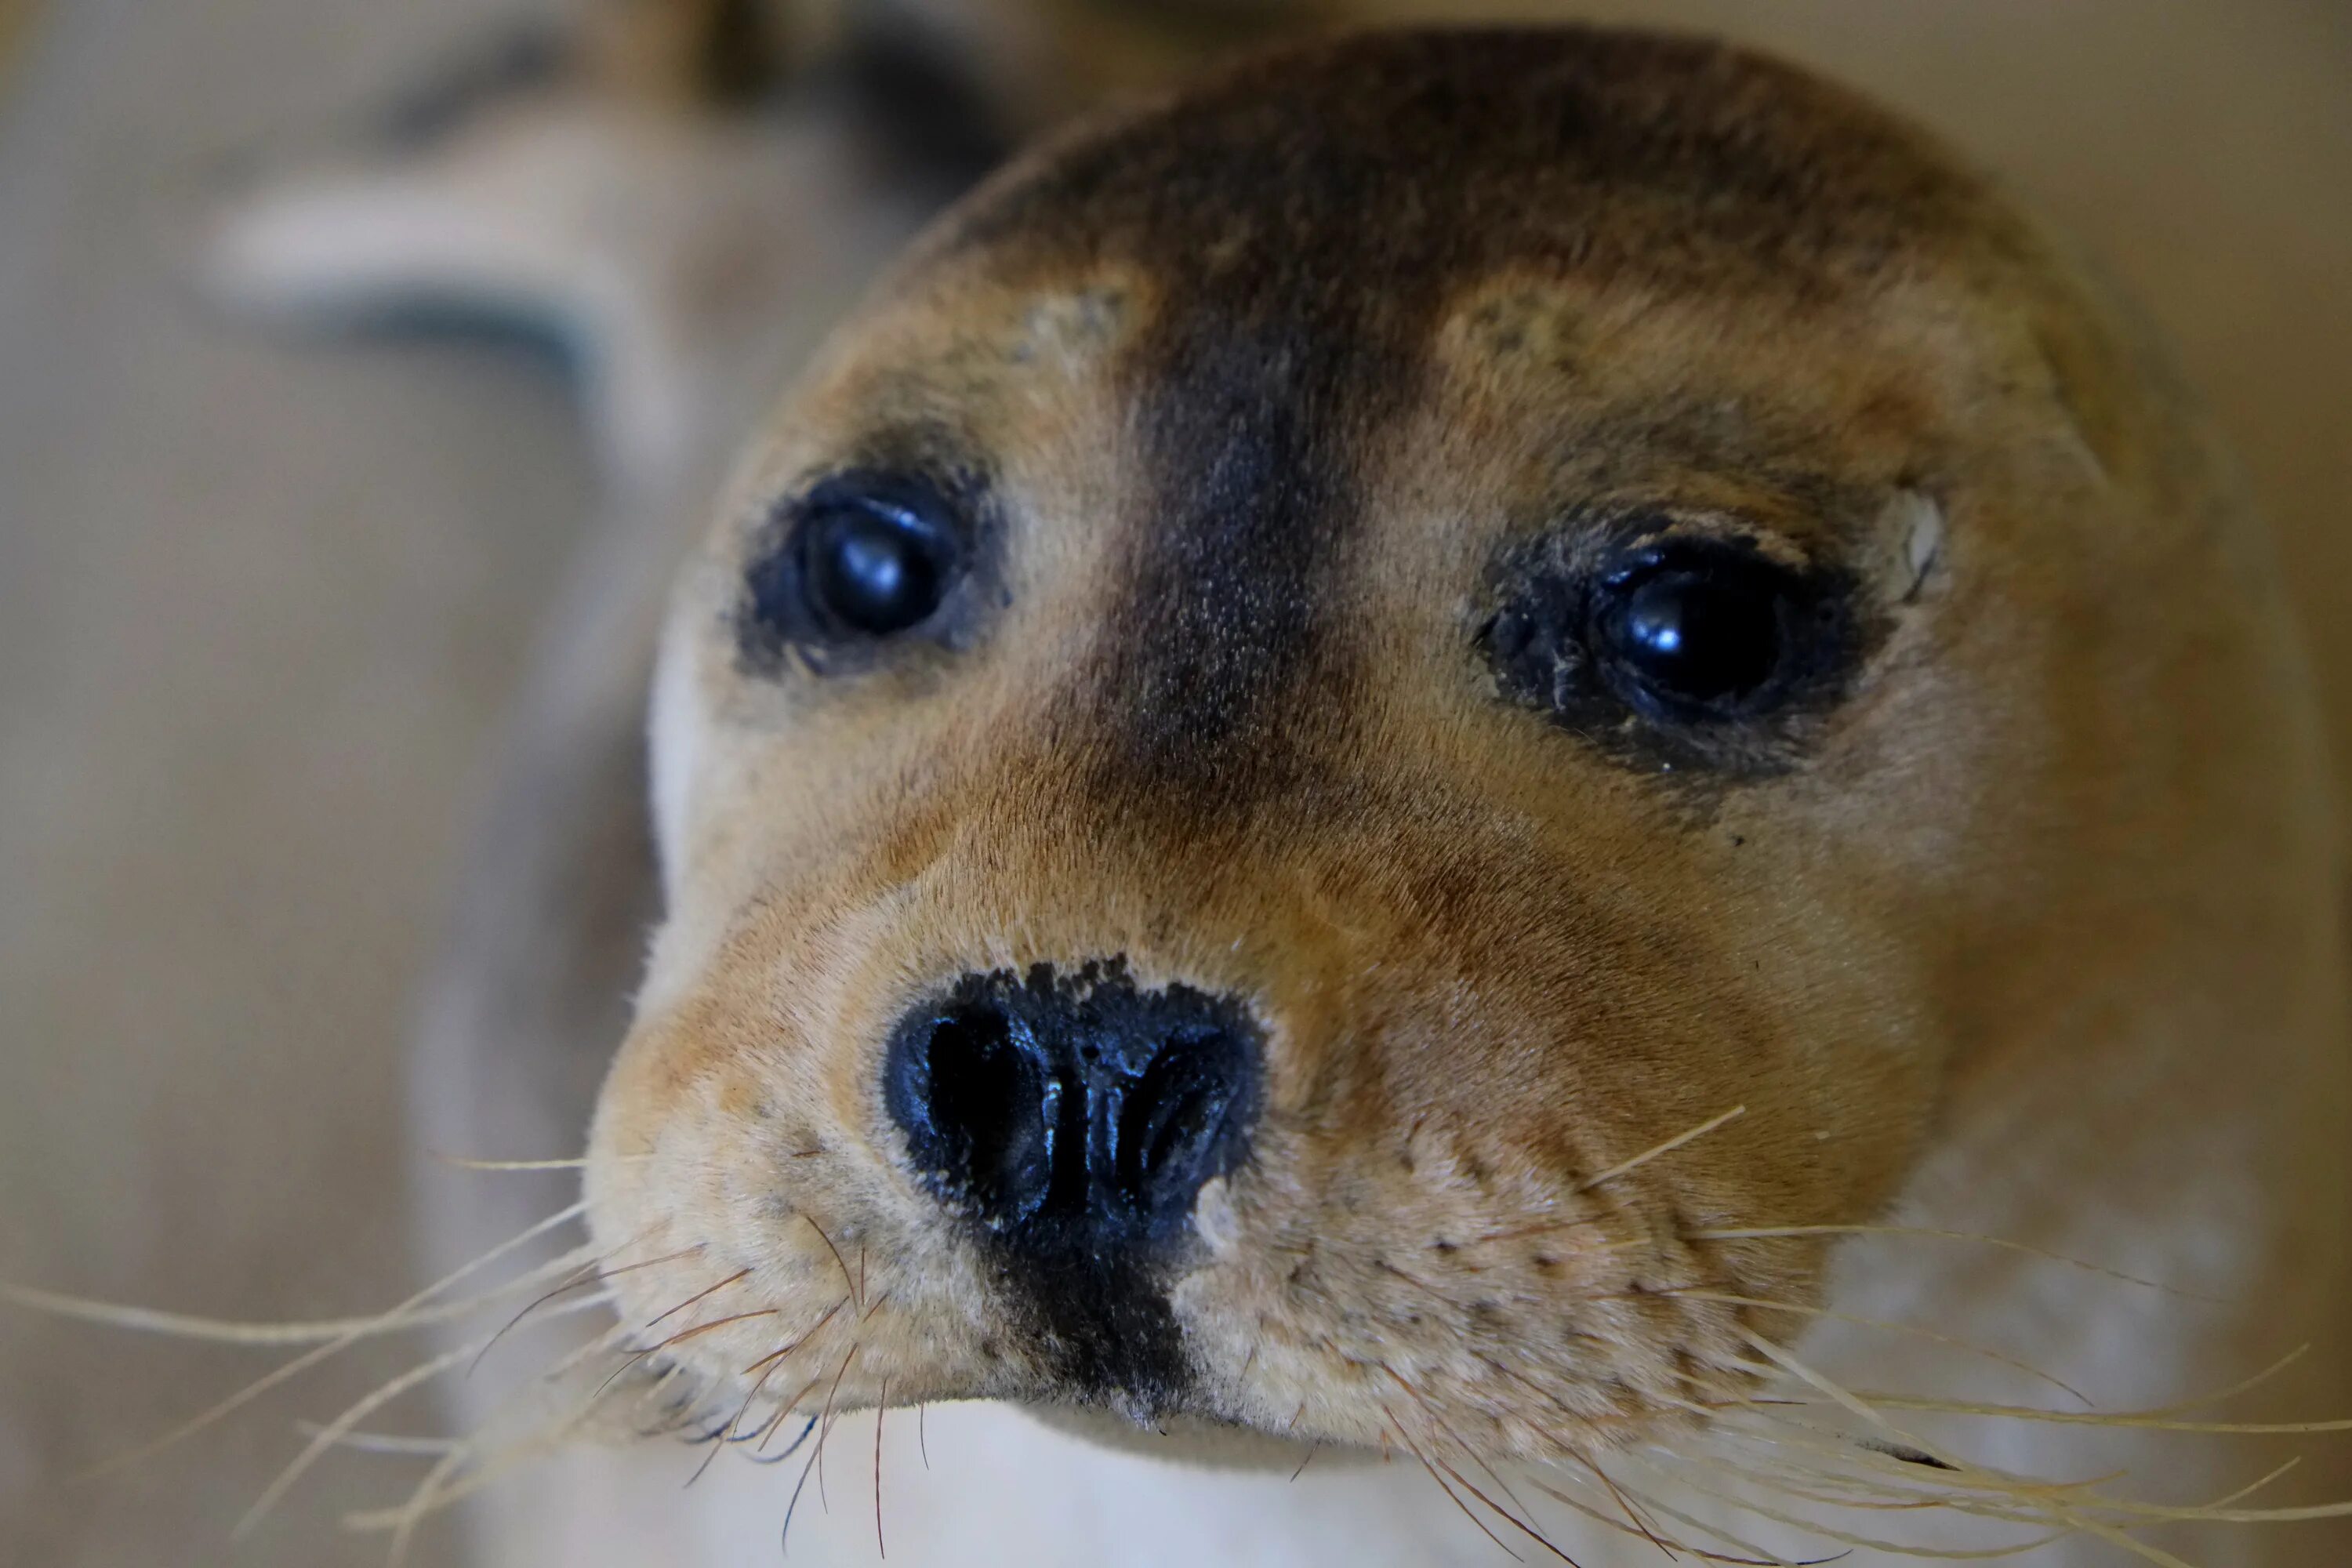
[1741,1330,2198,1568]
[76,1203,590,1479]
[237,1291,612,1539]
[1577,1105,1748,1195]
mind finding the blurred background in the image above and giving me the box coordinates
[2,2,2347,1563]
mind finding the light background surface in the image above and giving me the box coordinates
[2,2,2347,1562]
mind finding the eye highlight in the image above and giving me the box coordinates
[1588,543,1812,719]
[740,473,975,666]
[799,493,956,637]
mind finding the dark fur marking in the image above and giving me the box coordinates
[1104,315,1384,804]
[947,30,2002,302]
[1000,1249,1195,1418]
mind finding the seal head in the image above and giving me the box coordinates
[582,27,2327,1472]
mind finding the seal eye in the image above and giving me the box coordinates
[742,475,970,659]
[1590,548,1798,714]
[1485,524,1859,770]
[800,495,953,637]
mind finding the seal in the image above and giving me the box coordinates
[550,24,2350,1566]
[28,10,2339,1566]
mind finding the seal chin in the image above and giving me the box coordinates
[1018,1403,1349,1473]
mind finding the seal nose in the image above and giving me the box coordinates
[884,964,1259,1249]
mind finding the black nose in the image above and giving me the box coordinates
[884,962,1260,1250]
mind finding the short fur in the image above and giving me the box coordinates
[180,10,2352,1566]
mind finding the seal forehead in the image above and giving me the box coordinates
[897,31,2016,796]
[939,27,2007,306]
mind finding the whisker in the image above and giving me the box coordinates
[803,1215,858,1308]
[237,1291,605,1539]
[289,1422,462,1457]
[1560,1466,1819,1567]
[1680,1226,2218,1302]
[690,1312,831,1486]
[1712,1409,2101,1517]
[751,1414,821,1466]
[1378,1363,1569,1560]
[756,1379,828,1453]
[753,1297,848,1382]
[647,1308,780,1356]
[782,1415,825,1555]
[815,1341,860,1512]
[428,1152,593,1172]
[1740,1330,2199,1567]
[1,1280,541,1348]
[1666,1290,2092,1406]
[77,1202,590,1479]
[588,1344,663,1409]
[1708,1406,2122,1502]
[1623,1450,2060,1560]
[644,1268,750,1330]
[1574,1453,1676,1559]
[1769,1388,2352,1437]
[379,1440,472,1568]
[1693,1443,2082,1527]
[470,1245,698,1377]
[1646,1427,2090,1548]
[348,1316,655,1534]
[716,1294,850,1465]
[1430,1447,1582,1565]
[1577,1105,1748,1195]
[633,1365,699,1439]
[686,1403,753,1485]
[1380,1403,1524,1563]
[2204,1457,2303,1510]
[874,1381,888,1559]
[1522,1467,1814,1567]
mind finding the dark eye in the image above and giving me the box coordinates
[1484,524,1861,771]
[745,477,967,653]
[1588,546,1803,715]
[802,495,954,636]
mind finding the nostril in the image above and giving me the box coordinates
[889,1003,1063,1228]
[1112,1026,1251,1228]
[886,964,1261,1253]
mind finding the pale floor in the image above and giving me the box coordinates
[1,2,2347,1563]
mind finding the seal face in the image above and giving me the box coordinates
[579,24,2318,1486]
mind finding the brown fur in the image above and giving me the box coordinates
[579,23,2340,1488]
